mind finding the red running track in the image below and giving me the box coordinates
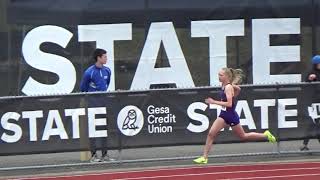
[20,161,320,180]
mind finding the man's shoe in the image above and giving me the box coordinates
[100,155,116,162]
[193,156,208,164]
[90,154,100,163]
[264,130,277,143]
[300,145,310,151]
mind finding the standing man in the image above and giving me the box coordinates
[300,55,320,151]
[80,48,112,162]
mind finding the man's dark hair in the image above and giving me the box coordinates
[93,48,107,62]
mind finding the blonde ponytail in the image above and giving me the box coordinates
[222,67,244,85]
[230,68,244,85]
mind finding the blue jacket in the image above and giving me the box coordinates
[80,65,111,92]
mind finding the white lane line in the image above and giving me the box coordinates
[114,167,320,180]
[219,173,320,180]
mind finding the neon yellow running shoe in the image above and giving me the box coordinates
[264,130,277,143]
[193,156,208,164]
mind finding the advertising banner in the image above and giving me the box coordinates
[0,83,319,155]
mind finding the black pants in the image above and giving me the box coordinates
[302,118,320,145]
[90,137,108,157]
[88,96,109,157]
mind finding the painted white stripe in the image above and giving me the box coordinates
[114,167,320,180]
[219,173,320,180]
